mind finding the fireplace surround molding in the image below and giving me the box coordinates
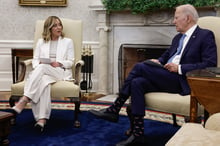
[89,1,219,94]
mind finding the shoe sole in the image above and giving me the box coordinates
[89,110,119,123]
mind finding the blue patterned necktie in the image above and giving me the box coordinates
[168,34,186,63]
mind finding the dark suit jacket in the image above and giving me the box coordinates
[158,26,217,95]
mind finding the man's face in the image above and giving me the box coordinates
[173,8,188,33]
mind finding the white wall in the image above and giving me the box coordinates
[0,0,99,41]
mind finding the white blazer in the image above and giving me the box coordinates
[32,37,75,80]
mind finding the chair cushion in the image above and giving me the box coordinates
[145,92,203,116]
[11,81,80,98]
[11,81,25,96]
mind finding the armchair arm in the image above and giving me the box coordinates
[74,60,84,85]
[16,59,33,82]
[205,113,220,131]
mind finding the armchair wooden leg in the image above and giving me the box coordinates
[0,136,9,146]
[73,101,81,128]
[172,113,178,127]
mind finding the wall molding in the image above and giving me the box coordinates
[0,40,33,48]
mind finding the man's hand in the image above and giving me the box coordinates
[164,63,178,73]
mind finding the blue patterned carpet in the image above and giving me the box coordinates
[2,108,180,146]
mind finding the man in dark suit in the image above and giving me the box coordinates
[90,4,217,146]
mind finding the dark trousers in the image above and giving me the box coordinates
[120,62,182,115]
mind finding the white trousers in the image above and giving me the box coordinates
[24,64,64,121]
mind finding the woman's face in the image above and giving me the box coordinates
[51,19,63,40]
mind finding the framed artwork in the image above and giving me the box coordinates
[19,0,67,6]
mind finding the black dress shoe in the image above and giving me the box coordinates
[116,135,145,146]
[89,108,119,122]
[7,108,18,116]
[34,123,45,133]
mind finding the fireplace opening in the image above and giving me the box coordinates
[118,44,170,91]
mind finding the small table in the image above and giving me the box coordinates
[0,111,14,145]
[11,48,33,83]
[187,68,220,122]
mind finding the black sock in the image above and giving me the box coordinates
[107,94,128,114]
[132,115,144,137]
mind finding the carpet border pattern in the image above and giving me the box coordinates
[0,100,185,125]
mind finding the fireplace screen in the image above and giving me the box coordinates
[118,44,170,91]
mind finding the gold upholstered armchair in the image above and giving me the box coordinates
[9,18,83,127]
[126,16,220,129]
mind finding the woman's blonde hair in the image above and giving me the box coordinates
[42,16,64,42]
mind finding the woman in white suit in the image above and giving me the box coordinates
[12,16,74,132]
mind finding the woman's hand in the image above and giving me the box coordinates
[50,62,62,67]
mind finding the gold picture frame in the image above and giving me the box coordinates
[19,0,67,6]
